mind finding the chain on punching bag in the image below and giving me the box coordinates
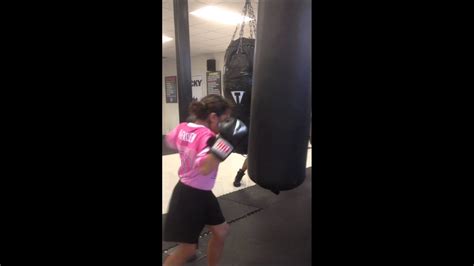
[223,0,256,155]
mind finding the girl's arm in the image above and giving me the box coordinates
[197,153,220,175]
[195,135,220,175]
[165,126,179,150]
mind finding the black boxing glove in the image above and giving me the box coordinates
[210,118,248,161]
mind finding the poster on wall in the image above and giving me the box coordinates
[191,75,204,101]
[165,76,177,103]
[207,71,222,96]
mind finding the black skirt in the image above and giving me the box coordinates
[163,181,225,244]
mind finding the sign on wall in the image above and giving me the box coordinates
[192,75,204,101]
[207,71,222,96]
[165,76,177,103]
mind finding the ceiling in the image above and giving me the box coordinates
[162,0,259,59]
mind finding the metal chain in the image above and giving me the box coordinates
[246,0,257,38]
[237,0,250,54]
[230,0,257,54]
[248,1,257,39]
[248,1,254,39]
[230,1,249,43]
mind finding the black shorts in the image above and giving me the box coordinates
[163,181,225,244]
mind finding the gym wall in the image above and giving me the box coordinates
[162,52,225,134]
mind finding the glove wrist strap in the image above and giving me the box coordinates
[210,137,234,161]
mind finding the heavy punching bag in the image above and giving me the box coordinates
[248,0,311,194]
[223,0,257,155]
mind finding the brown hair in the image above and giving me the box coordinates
[188,94,233,121]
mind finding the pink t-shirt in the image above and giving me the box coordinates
[165,122,218,191]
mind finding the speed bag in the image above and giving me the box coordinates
[223,37,255,155]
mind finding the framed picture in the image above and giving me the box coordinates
[206,71,222,96]
[165,76,177,103]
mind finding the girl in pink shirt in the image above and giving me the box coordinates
[163,95,233,266]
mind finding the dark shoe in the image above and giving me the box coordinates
[233,169,245,187]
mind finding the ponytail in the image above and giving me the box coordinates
[188,100,209,120]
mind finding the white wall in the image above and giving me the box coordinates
[162,52,226,134]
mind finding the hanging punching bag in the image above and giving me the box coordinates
[223,0,257,155]
[223,38,255,154]
[248,0,311,194]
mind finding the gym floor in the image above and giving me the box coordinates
[162,136,312,265]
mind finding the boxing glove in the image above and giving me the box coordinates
[210,118,248,161]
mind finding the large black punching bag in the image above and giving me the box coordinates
[248,0,311,194]
[223,37,255,154]
[223,0,257,155]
